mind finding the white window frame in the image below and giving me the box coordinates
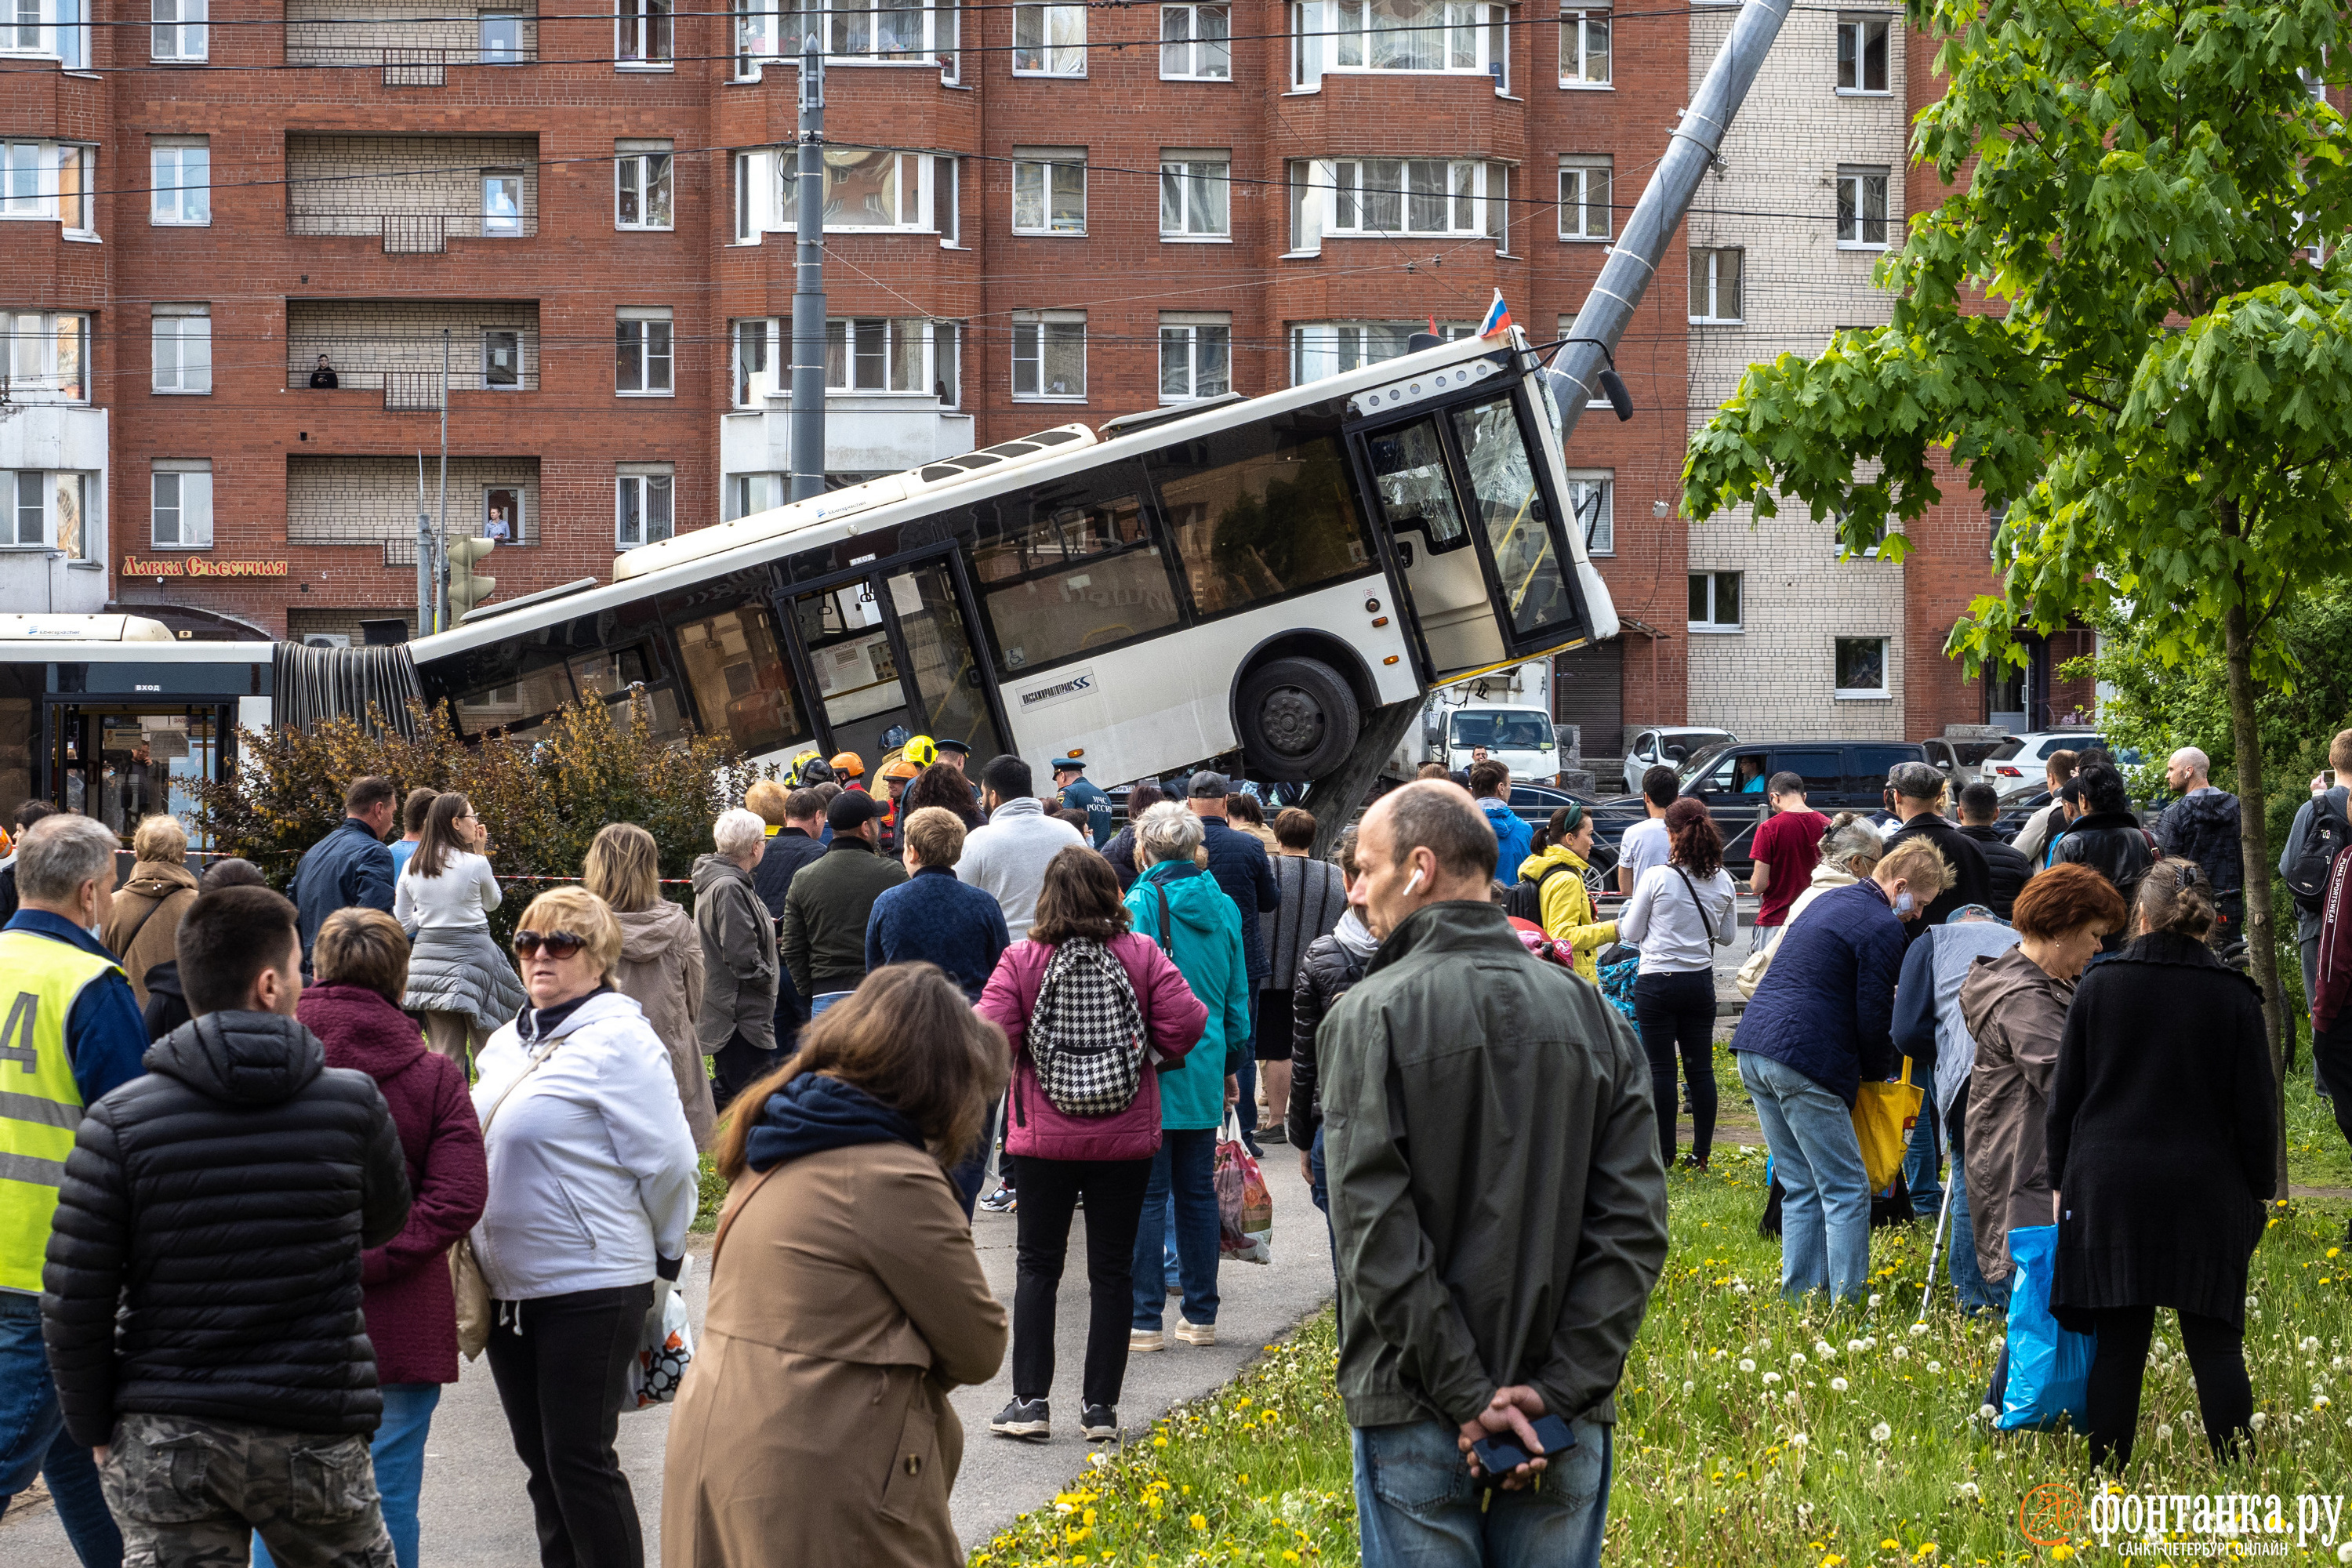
[483,485,526,543]
[482,169,524,235]
[1159,313,1230,404]
[725,472,785,521]
[1013,2,1084,74]
[731,0,960,77]
[615,465,675,549]
[1688,570,1741,632]
[1160,151,1230,240]
[151,303,211,394]
[1836,14,1889,94]
[822,316,960,400]
[615,307,673,396]
[1837,165,1890,249]
[151,0,205,60]
[3,310,89,404]
[1308,0,1497,74]
[731,318,776,406]
[1160,3,1229,78]
[0,141,87,226]
[615,143,673,230]
[1012,148,1086,236]
[1558,157,1610,240]
[1689,246,1743,323]
[771,147,940,234]
[151,461,212,548]
[9,470,43,547]
[479,9,522,61]
[1321,158,1502,238]
[484,328,524,388]
[4,0,85,65]
[1287,320,1470,384]
[151,138,209,226]
[616,0,672,64]
[57,143,94,234]
[1559,2,1609,86]
[1834,636,1891,700]
[5,471,94,558]
[1011,310,1085,401]
[1566,470,1612,556]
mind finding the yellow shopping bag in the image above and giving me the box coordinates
[1850,1057,1922,1193]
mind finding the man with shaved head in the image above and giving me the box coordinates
[2157,743,2243,950]
[1320,781,1667,1566]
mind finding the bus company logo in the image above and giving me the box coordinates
[2021,1483,2084,1546]
[1018,670,1095,711]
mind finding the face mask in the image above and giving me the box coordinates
[1893,889,1916,917]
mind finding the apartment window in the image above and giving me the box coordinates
[1313,0,1494,72]
[10,472,38,545]
[1011,311,1084,400]
[1326,158,1501,237]
[2,141,37,215]
[4,311,87,402]
[480,10,521,60]
[57,144,93,233]
[0,143,91,231]
[1837,165,1889,247]
[1160,151,1229,238]
[151,139,209,225]
[616,308,673,394]
[1159,314,1230,403]
[775,147,937,231]
[1013,149,1086,235]
[152,304,210,394]
[482,170,523,234]
[1160,3,1228,78]
[726,472,784,521]
[1688,570,1741,630]
[616,143,673,230]
[1560,2,1608,85]
[823,317,959,400]
[484,328,521,387]
[616,466,674,548]
[827,0,930,55]
[732,318,771,405]
[1287,320,1469,383]
[1836,15,1888,93]
[1286,160,1322,252]
[4,0,78,59]
[1013,2,1083,73]
[152,0,204,60]
[1558,158,1610,240]
[618,0,671,63]
[1835,636,1889,699]
[151,462,212,548]
[734,0,957,70]
[484,485,524,541]
[1689,246,1743,322]
[5,471,89,557]
[55,0,84,66]
[1566,470,1612,555]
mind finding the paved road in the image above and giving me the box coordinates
[2,1155,1333,1564]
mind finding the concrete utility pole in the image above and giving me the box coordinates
[788,32,826,501]
[416,451,432,635]
[434,328,450,633]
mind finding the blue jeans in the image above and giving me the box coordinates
[1352,1414,1613,1568]
[1903,1099,1943,1217]
[1738,1051,1871,1303]
[1309,1123,1337,1276]
[1132,1128,1219,1329]
[810,989,853,1018]
[1944,1125,2009,1317]
[0,1291,122,1568]
[1233,991,1262,1145]
[252,1382,440,1568]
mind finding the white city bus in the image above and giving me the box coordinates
[400,327,1619,786]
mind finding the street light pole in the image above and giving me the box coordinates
[434,328,450,633]
[788,32,826,501]
[416,450,431,635]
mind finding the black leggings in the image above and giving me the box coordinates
[1011,1154,1155,1409]
[2082,1305,2252,1472]
[485,1283,653,1568]
[2315,1015,2352,1155]
[1635,969,1717,1165]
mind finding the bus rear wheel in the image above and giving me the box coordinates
[1237,657,1359,782]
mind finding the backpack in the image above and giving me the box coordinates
[1027,937,1148,1118]
[2288,787,2352,918]
[1504,861,1571,925]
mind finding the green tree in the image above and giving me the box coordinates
[1682,0,2352,1181]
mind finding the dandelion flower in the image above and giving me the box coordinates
[1791,1352,1807,1368]
[1740,1359,1757,1373]
[1733,1281,1751,1296]
[1893,1346,1909,1362]
[2052,1548,2073,1562]
[1189,1514,1207,1530]
[1830,1377,1849,1392]
[1867,1293,1882,1308]
[1152,1436,1168,1447]
[2321,1396,2335,1412]
[1908,1322,1929,1337]
[1791,1432,1809,1446]
[1957,1481,1980,1501]
[1926,1360,1943,1375]
[1848,1339,1869,1355]
[1871,1421,1893,1443]
[2156,1423,2173,1443]
[1978,1405,1998,1421]
[1682,1380,1695,1393]
[2336,1543,2352,1565]
[2252,1412,2269,1430]
[1764,1371,1783,1385]
[2305,1337,2324,1354]
[1882,1541,1900,1552]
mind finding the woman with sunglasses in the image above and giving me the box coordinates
[468,886,700,1568]
[395,790,526,1073]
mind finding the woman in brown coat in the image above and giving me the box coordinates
[662,963,1009,1568]
[1957,862,2123,1288]
[102,814,200,1007]
[586,823,713,1148]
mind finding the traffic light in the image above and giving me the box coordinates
[447,536,496,624]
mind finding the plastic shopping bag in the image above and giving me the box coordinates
[627,1256,695,1411]
[1850,1058,1923,1193]
[1994,1225,2096,1432]
[1214,1111,1273,1265]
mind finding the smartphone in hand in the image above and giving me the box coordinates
[1470,1414,1575,1479]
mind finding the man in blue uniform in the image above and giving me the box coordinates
[1053,757,1115,848]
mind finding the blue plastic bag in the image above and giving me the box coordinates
[1995,1224,2096,1432]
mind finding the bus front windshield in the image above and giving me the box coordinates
[1450,396,1579,641]
[1450,710,1553,751]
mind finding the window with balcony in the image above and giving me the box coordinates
[1287,320,1469,383]
[1689,570,1740,630]
[1566,470,1612,554]
[1160,313,1229,402]
[618,0,671,63]
[0,140,85,230]
[7,470,89,557]
[151,462,213,548]
[1306,158,1505,238]
[1837,15,1888,93]
[1013,148,1085,235]
[732,318,771,405]
[1160,151,1229,239]
[726,472,784,521]
[3,310,88,402]
[616,465,674,548]
[1689,246,1743,322]
[151,139,209,226]
[1012,311,1084,400]
[732,0,959,77]
[1013,2,1083,73]
[823,317,960,401]
[616,307,673,395]
[483,170,524,234]
[152,0,204,60]
[1559,1,1608,85]
[764,147,942,232]
[1288,0,1497,75]
[1837,165,1889,247]
[1160,3,1227,78]
[1558,157,1610,239]
[616,142,673,230]
[480,10,521,61]
[485,329,522,387]
[152,304,211,394]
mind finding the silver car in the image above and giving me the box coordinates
[1621,726,1737,794]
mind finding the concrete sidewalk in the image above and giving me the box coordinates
[1,1151,1334,1563]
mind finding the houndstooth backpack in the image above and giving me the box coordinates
[1029,936,1148,1117]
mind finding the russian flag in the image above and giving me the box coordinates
[1478,289,1512,338]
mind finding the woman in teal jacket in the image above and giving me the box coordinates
[1123,802,1251,1352]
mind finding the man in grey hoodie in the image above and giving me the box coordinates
[958,755,1084,940]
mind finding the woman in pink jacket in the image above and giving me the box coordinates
[976,847,1206,1446]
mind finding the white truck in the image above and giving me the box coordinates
[1388,662,1577,786]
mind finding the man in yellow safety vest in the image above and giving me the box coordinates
[0,811,147,1563]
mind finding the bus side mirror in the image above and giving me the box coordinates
[1598,367,1635,423]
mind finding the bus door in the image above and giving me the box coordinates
[784,554,1004,767]
[45,703,229,843]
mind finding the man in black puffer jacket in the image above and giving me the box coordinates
[1956,781,2033,921]
[42,884,410,1566]
[2051,760,2155,949]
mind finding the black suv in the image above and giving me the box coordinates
[1595,739,1928,875]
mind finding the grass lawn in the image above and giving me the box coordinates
[974,1047,2352,1566]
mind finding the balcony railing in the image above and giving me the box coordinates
[382,46,448,85]
[382,370,444,410]
[288,212,536,250]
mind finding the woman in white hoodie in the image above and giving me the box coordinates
[469,884,699,1568]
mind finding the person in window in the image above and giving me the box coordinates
[309,354,339,390]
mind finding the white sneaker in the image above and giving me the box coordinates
[1174,1319,1216,1347]
[1129,1327,1165,1353]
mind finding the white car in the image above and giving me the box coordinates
[1992,731,2110,797]
[1621,727,1737,795]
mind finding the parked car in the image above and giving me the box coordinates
[1620,726,1738,794]
[1591,739,1929,876]
[1504,783,1617,893]
[1922,733,2027,791]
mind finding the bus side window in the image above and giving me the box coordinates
[452,644,574,739]
[969,466,1179,672]
[668,601,806,753]
[1149,408,1375,620]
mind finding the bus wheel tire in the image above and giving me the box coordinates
[1237,658,1359,782]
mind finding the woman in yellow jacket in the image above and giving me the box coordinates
[1516,802,1618,982]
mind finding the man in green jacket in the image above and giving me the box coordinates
[1323,780,1668,1568]
[780,791,908,1011]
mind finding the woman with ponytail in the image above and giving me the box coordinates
[1515,801,1618,982]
